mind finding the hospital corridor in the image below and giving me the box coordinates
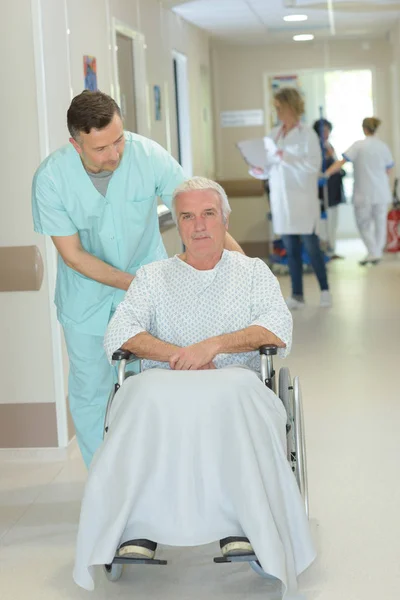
[1,1,400,600]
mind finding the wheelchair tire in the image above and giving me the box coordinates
[103,562,124,582]
[278,368,295,464]
[293,376,309,518]
[279,369,309,518]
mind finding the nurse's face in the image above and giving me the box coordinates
[70,113,125,173]
[176,190,228,258]
[322,125,331,142]
[274,100,297,126]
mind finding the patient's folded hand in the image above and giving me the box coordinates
[198,361,217,370]
[169,340,219,371]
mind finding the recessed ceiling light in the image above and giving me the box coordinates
[284,15,308,22]
[293,34,314,42]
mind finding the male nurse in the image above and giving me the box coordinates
[32,90,242,467]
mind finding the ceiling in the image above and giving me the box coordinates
[161,0,400,44]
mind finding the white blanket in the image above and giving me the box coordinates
[73,367,316,596]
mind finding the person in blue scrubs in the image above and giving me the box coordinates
[32,90,242,467]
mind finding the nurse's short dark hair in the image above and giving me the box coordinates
[67,90,121,139]
[313,118,333,136]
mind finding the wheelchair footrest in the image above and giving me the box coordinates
[112,556,168,566]
[214,554,258,564]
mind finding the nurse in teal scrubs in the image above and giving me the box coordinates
[32,91,242,467]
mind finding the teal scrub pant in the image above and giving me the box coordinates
[63,326,115,468]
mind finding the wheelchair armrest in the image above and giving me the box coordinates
[112,348,139,362]
[259,344,278,356]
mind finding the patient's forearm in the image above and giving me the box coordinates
[210,325,285,355]
[121,332,180,362]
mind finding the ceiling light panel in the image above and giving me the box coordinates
[284,15,308,22]
[293,34,314,41]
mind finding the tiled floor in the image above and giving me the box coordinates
[1,240,400,600]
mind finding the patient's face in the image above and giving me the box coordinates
[176,189,228,257]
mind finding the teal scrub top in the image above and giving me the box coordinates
[32,132,185,335]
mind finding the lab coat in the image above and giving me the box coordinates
[343,136,394,206]
[32,132,185,335]
[252,125,322,235]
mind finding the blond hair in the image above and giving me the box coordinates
[274,87,305,118]
[362,117,381,135]
[172,177,231,224]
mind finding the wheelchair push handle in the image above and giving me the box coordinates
[259,344,278,356]
[112,349,138,361]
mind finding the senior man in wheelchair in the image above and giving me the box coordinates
[73,177,316,596]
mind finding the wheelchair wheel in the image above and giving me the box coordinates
[293,376,309,517]
[279,369,309,517]
[103,562,124,582]
[278,367,295,463]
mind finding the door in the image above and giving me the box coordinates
[116,33,138,132]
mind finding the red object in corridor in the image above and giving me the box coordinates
[386,206,400,253]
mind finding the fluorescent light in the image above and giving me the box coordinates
[284,15,308,22]
[293,34,314,42]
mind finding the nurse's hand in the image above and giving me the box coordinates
[251,167,264,175]
[169,340,219,371]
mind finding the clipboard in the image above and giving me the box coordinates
[236,137,277,168]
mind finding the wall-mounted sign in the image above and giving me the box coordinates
[220,109,264,128]
[84,55,98,91]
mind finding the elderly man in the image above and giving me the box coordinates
[73,177,315,596]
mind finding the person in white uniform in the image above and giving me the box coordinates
[325,117,394,265]
[73,177,316,597]
[250,87,331,310]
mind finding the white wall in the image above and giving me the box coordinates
[0,1,56,405]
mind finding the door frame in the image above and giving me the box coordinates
[111,19,150,137]
[172,50,193,177]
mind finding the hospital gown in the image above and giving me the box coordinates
[73,251,316,597]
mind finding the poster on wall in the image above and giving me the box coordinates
[84,55,98,91]
[153,85,162,121]
[268,74,306,127]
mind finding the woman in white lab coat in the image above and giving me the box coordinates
[325,117,394,265]
[251,87,331,310]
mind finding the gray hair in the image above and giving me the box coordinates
[172,177,231,224]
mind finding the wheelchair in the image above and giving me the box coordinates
[102,344,308,583]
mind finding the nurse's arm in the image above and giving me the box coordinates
[325,158,346,178]
[51,233,134,291]
[224,232,244,253]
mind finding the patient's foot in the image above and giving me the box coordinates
[220,536,254,557]
[117,539,157,559]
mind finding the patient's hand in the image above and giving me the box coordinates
[198,362,216,370]
[169,340,218,371]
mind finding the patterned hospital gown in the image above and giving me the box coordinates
[104,250,292,371]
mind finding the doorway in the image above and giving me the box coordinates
[116,33,138,133]
[265,68,374,239]
[111,21,149,138]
